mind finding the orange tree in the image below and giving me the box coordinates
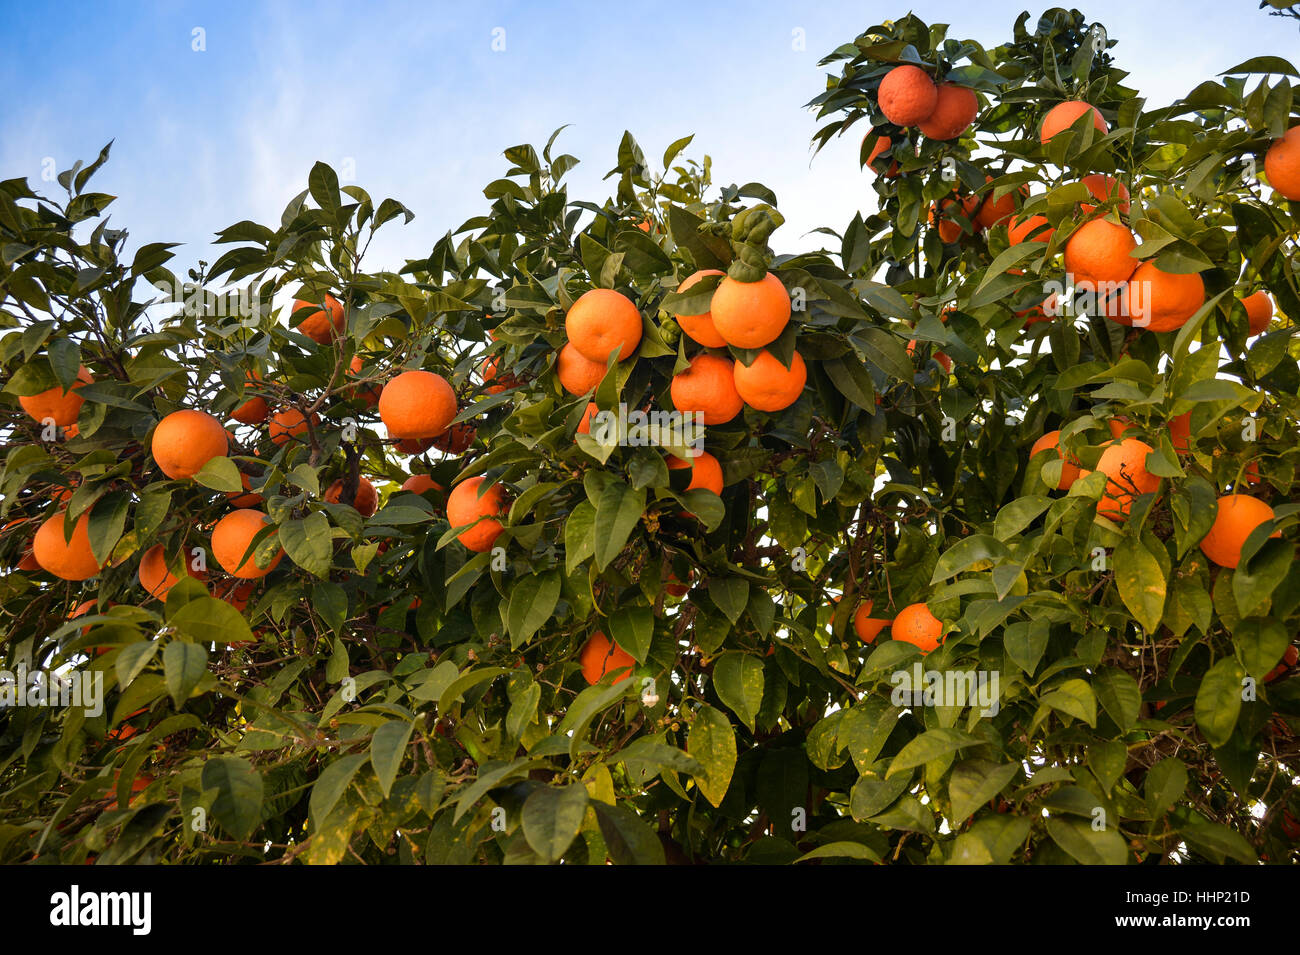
[1,7,1299,865]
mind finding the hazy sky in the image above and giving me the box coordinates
[0,0,1291,279]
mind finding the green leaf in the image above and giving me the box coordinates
[608,605,653,663]
[309,752,368,828]
[162,640,207,708]
[1045,817,1127,865]
[506,570,561,649]
[887,728,981,778]
[931,535,1010,582]
[1144,757,1188,817]
[687,704,737,807]
[522,784,589,863]
[593,801,665,865]
[169,596,255,646]
[1040,679,1097,727]
[1233,617,1290,680]
[193,455,243,493]
[1233,538,1293,617]
[308,161,341,212]
[712,652,765,731]
[279,512,332,578]
[201,756,263,841]
[1195,657,1245,748]
[795,841,881,863]
[1114,535,1166,632]
[370,720,414,799]
[86,490,129,566]
[708,577,750,624]
[1181,820,1257,864]
[115,641,158,689]
[948,759,1021,824]
[1093,667,1142,732]
[564,500,597,574]
[593,481,645,570]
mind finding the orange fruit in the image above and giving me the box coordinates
[138,543,206,601]
[976,179,1025,229]
[1017,292,1059,327]
[877,65,938,126]
[665,571,692,598]
[152,409,229,480]
[1040,101,1108,143]
[1079,174,1131,214]
[667,451,724,496]
[292,294,346,343]
[579,631,635,685]
[379,370,457,439]
[565,288,643,362]
[1030,430,1082,490]
[396,435,435,455]
[401,473,442,495]
[1110,262,1205,332]
[347,356,381,408]
[1094,438,1160,521]
[478,354,521,394]
[19,365,92,427]
[217,579,256,613]
[710,272,791,349]
[670,353,743,425]
[431,421,476,454]
[325,476,379,517]
[1200,494,1278,568]
[853,600,892,644]
[1169,412,1192,455]
[557,342,608,395]
[212,509,282,578]
[1007,213,1052,246]
[268,407,320,447]
[227,471,264,509]
[674,270,727,348]
[1243,291,1273,336]
[33,510,102,580]
[1064,218,1138,292]
[918,84,978,140]
[1264,126,1300,200]
[230,370,269,424]
[733,350,807,412]
[576,402,599,436]
[929,193,981,243]
[865,132,899,177]
[892,602,944,653]
[446,476,507,552]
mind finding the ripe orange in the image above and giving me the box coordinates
[1169,412,1192,455]
[1040,101,1108,143]
[1200,494,1278,568]
[877,65,938,126]
[565,288,643,362]
[33,510,102,580]
[1064,218,1138,292]
[292,294,346,344]
[865,132,900,177]
[1094,438,1160,521]
[853,600,892,644]
[401,473,443,495]
[347,356,381,408]
[1017,292,1060,327]
[1264,126,1300,200]
[218,579,256,613]
[674,269,727,348]
[479,354,521,394]
[396,435,435,455]
[733,350,807,412]
[325,476,379,517]
[227,471,263,508]
[1030,430,1082,490]
[1111,262,1205,332]
[892,602,944,653]
[929,194,981,243]
[918,84,978,140]
[557,342,608,395]
[906,339,953,374]
[579,631,635,685]
[1007,213,1052,246]
[212,509,283,578]
[152,409,229,480]
[379,370,457,439]
[1243,291,1273,336]
[19,365,93,427]
[1079,174,1131,214]
[268,407,320,447]
[3,519,39,572]
[710,272,791,349]
[431,421,476,454]
[231,370,269,424]
[665,570,692,598]
[576,402,599,436]
[139,543,206,601]
[446,476,507,552]
[670,353,743,425]
[976,179,1025,229]
[667,450,724,496]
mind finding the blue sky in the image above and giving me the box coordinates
[0,0,1288,277]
